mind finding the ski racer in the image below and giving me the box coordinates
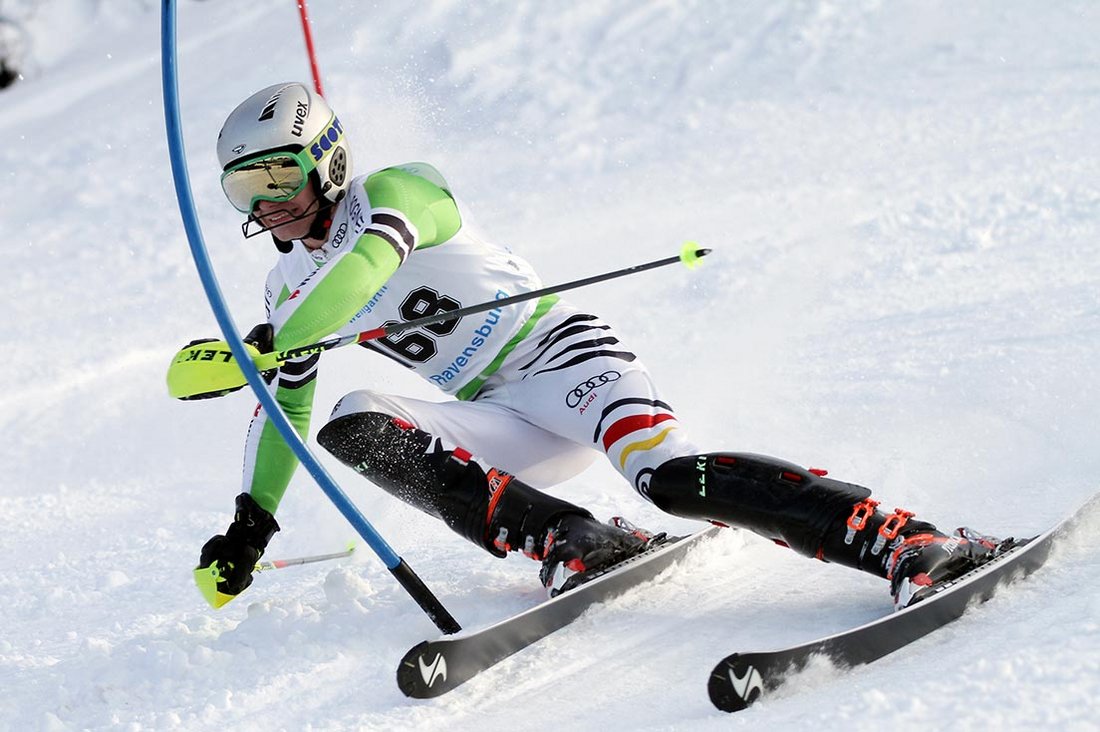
[173,82,1010,612]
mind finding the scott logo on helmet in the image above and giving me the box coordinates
[310,117,344,162]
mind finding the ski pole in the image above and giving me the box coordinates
[253,243,711,370]
[255,543,355,572]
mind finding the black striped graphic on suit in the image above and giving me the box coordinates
[278,352,320,389]
[364,211,415,262]
[518,313,636,378]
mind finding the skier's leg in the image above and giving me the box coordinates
[493,308,703,495]
[645,453,1009,608]
[318,393,655,595]
[493,306,1006,608]
[328,389,597,488]
[481,308,713,591]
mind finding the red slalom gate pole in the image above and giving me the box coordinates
[296,1,324,96]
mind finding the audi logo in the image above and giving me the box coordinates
[566,371,621,407]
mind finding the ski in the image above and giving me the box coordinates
[397,525,723,698]
[708,491,1098,713]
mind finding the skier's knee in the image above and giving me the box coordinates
[317,411,413,477]
[317,411,590,558]
[317,411,487,544]
[328,389,408,423]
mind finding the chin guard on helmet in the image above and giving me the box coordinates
[238,189,340,242]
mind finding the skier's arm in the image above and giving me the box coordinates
[242,353,319,515]
[269,168,462,351]
[195,169,463,606]
[247,168,461,516]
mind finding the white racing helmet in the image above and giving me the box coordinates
[217,82,351,215]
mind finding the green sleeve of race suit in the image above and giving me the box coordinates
[246,377,317,516]
[251,167,460,514]
[365,167,462,248]
[272,167,461,351]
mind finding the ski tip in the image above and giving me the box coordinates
[397,640,457,699]
[679,241,710,269]
[708,654,765,713]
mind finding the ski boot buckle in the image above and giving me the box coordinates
[845,499,881,544]
[872,508,914,555]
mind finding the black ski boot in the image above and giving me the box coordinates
[645,452,1010,610]
[318,412,657,596]
[539,516,662,597]
[886,525,1015,608]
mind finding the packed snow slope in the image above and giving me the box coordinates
[2,1,1098,730]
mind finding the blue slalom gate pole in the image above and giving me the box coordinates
[160,0,459,634]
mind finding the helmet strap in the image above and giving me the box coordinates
[285,176,341,248]
[297,186,346,248]
[305,210,333,242]
[271,233,294,253]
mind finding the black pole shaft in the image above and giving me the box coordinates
[270,248,710,364]
[390,560,463,634]
[380,248,712,338]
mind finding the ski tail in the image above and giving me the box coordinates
[708,653,770,712]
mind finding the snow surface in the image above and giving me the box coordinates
[2,1,1099,730]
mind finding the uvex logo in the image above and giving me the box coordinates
[418,652,448,687]
[291,100,309,137]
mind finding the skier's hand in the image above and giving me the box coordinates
[166,324,277,400]
[198,534,260,596]
[242,323,274,358]
[241,323,278,385]
[194,493,279,609]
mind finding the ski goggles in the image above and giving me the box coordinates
[220,150,317,213]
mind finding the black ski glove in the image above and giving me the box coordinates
[243,322,275,361]
[197,493,280,599]
[243,322,278,385]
